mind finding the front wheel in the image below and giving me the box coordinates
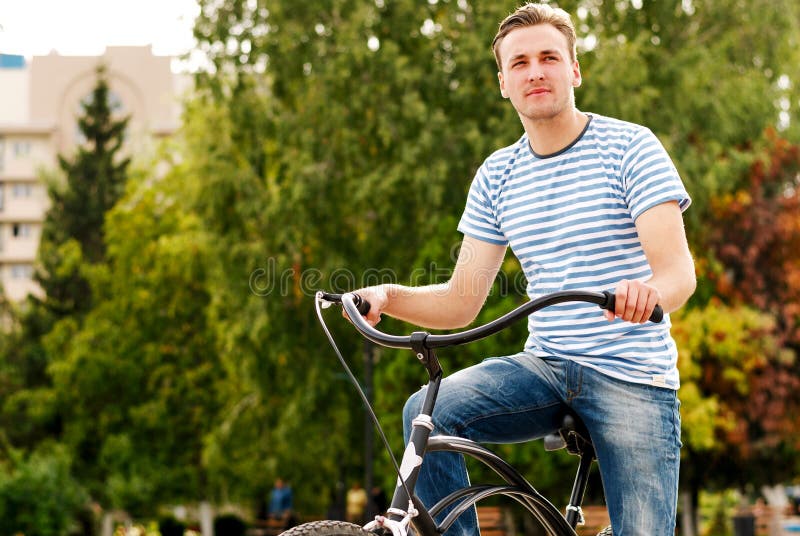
[279,520,375,536]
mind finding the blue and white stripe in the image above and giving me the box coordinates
[457,114,690,389]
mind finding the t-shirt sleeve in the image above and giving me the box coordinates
[621,128,691,221]
[456,164,509,245]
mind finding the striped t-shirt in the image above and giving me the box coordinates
[457,114,690,389]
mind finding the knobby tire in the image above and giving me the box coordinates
[279,520,375,536]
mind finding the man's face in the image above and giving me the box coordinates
[497,24,581,122]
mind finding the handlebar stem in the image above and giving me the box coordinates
[410,331,442,382]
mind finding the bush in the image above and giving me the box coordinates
[0,445,88,536]
[158,516,186,536]
[213,513,248,536]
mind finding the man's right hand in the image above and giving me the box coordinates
[344,285,389,327]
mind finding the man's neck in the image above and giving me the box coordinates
[523,108,589,156]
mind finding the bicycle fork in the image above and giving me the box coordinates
[367,333,443,536]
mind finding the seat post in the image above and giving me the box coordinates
[565,452,594,528]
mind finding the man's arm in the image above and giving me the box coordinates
[352,236,507,329]
[609,200,696,323]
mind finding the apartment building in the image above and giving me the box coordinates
[0,46,187,301]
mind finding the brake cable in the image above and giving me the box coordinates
[314,297,416,515]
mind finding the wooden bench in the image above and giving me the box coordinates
[247,517,291,536]
[753,505,781,536]
[575,505,610,536]
[477,505,510,536]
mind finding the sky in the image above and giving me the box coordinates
[0,0,202,71]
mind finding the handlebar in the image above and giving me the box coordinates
[317,290,663,351]
[317,292,371,315]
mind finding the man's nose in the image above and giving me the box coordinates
[528,66,545,81]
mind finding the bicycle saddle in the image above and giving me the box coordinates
[543,413,595,458]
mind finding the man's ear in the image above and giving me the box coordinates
[572,60,582,88]
[498,71,508,98]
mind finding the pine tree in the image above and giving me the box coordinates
[35,64,130,316]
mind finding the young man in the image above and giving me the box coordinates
[353,4,695,535]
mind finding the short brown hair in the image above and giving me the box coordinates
[492,3,577,71]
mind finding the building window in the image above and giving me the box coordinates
[10,264,34,279]
[0,136,5,171]
[12,141,31,158]
[11,183,33,198]
[109,90,123,112]
[12,223,32,238]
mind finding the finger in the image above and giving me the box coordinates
[630,285,661,323]
[622,281,642,323]
[623,283,642,322]
[364,303,379,325]
[631,291,648,324]
[643,290,660,324]
[615,280,629,319]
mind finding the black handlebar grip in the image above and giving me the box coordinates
[650,305,664,323]
[319,292,371,316]
[352,294,371,316]
[601,291,663,323]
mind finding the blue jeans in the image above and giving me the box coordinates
[402,352,681,536]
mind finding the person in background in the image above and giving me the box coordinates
[268,478,295,528]
[346,481,368,524]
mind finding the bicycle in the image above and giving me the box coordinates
[282,289,663,536]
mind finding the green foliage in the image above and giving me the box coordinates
[0,65,132,475]
[189,0,527,513]
[0,442,89,536]
[45,160,224,512]
[576,0,800,243]
[0,64,132,456]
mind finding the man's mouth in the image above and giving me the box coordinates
[526,87,550,96]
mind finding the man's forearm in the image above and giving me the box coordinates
[380,281,484,330]
[647,265,696,314]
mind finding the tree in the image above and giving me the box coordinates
[705,132,800,344]
[189,0,521,512]
[45,158,223,513]
[575,0,800,244]
[1,65,131,454]
[188,0,800,515]
[690,133,800,476]
[37,63,131,317]
[0,442,89,536]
